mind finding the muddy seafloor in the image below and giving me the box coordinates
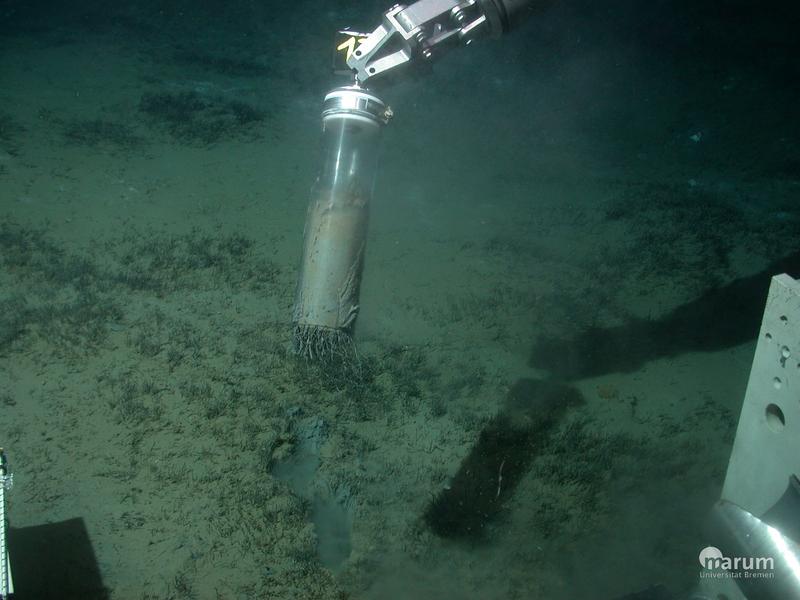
[0,1,798,599]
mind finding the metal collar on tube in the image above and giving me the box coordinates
[322,86,393,125]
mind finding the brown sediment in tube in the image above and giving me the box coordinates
[292,187,368,363]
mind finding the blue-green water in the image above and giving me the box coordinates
[0,1,798,599]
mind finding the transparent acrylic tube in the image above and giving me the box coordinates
[292,92,385,361]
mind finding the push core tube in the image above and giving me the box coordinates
[292,86,391,362]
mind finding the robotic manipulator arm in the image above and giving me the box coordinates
[346,0,537,85]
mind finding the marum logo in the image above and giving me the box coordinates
[699,546,775,571]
